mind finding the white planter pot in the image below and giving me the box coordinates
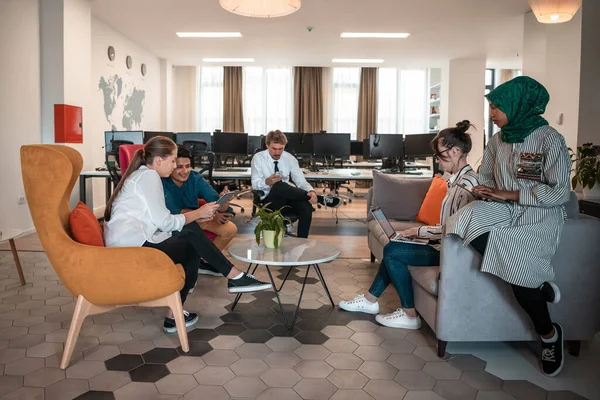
[262,230,283,249]
[583,184,600,200]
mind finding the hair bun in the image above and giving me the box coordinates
[455,120,471,133]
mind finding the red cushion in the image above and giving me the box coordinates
[69,202,105,246]
[204,230,217,241]
[416,175,448,226]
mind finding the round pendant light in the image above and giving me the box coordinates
[528,0,582,24]
[219,0,301,18]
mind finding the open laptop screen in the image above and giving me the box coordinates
[370,207,396,240]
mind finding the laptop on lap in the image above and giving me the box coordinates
[370,207,429,245]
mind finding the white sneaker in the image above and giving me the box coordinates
[375,309,421,330]
[339,294,379,315]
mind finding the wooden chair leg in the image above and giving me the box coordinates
[166,292,189,353]
[437,339,448,357]
[567,340,581,357]
[8,239,26,285]
[61,295,92,369]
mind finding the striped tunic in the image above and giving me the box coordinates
[417,165,479,247]
[445,126,571,288]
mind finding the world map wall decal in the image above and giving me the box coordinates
[98,74,146,131]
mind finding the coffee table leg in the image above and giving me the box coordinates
[231,263,258,311]
[9,239,26,286]
[266,264,311,330]
[313,263,334,307]
[275,266,295,293]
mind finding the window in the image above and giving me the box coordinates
[332,68,360,138]
[377,68,428,135]
[484,68,495,143]
[243,67,293,136]
[196,67,224,132]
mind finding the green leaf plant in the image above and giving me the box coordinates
[569,143,600,190]
[253,203,292,248]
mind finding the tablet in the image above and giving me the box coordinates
[458,183,508,203]
[216,191,238,205]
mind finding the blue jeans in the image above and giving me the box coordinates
[368,241,440,309]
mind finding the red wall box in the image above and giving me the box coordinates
[54,104,83,143]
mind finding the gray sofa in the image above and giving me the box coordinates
[367,170,600,357]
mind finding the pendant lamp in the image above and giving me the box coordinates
[528,0,582,24]
[219,0,301,18]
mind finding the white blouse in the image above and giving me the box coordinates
[104,166,186,247]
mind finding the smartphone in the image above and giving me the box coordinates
[216,191,237,205]
[458,183,507,203]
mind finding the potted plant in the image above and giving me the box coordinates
[570,143,600,199]
[254,204,291,249]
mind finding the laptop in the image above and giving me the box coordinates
[370,207,429,245]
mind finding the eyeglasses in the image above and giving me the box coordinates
[434,149,451,160]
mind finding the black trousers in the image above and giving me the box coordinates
[177,222,235,277]
[471,233,554,336]
[263,181,313,238]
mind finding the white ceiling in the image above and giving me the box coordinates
[91,0,529,68]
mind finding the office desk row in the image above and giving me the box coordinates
[79,167,433,205]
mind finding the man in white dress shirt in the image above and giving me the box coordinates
[251,130,340,238]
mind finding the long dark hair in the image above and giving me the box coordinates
[104,136,177,221]
[431,120,474,160]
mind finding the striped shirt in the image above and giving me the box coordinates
[445,126,571,288]
[417,165,479,241]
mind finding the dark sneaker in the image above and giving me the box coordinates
[198,260,222,277]
[540,282,561,304]
[541,323,564,377]
[317,195,342,208]
[163,310,199,333]
[228,273,272,293]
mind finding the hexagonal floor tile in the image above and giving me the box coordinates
[358,361,398,379]
[202,350,240,366]
[166,356,206,374]
[215,323,248,336]
[323,338,359,353]
[88,371,131,392]
[187,329,218,342]
[364,379,408,400]
[295,360,334,379]
[422,361,462,380]
[129,363,170,383]
[394,370,436,390]
[239,329,274,344]
[141,348,179,364]
[177,341,213,357]
[325,353,363,370]
[295,331,330,345]
[194,366,235,385]
[260,368,302,388]
[155,373,198,395]
[433,380,478,400]
[230,358,269,377]
[447,354,487,371]
[65,360,106,379]
[264,352,301,369]
[257,387,303,400]
[224,376,267,398]
[266,337,302,352]
[23,367,65,388]
[327,370,369,389]
[104,354,143,372]
[293,378,337,400]
[294,345,331,360]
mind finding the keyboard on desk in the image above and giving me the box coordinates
[214,168,248,172]
[380,169,423,175]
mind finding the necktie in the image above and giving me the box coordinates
[274,161,279,173]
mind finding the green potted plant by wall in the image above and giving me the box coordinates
[570,143,600,199]
[254,204,292,249]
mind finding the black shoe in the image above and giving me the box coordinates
[541,323,564,377]
[317,195,342,208]
[540,282,561,304]
[228,273,272,293]
[163,311,199,333]
[198,260,222,277]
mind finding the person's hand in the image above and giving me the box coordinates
[265,174,283,186]
[196,202,219,221]
[398,227,420,238]
[219,187,230,197]
[307,191,318,204]
[214,212,233,224]
[473,186,517,201]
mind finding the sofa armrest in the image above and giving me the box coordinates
[367,188,374,220]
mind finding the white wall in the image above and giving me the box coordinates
[171,66,197,132]
[90,17,162,211]
[0,0,41,231]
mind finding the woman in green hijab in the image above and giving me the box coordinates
[445,76,572,377]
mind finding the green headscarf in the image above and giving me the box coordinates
[485,76,550,144]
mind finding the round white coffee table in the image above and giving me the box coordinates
[0,229,26,285]
[228,237,340,329]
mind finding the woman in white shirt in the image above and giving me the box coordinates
[104,136,271,333]
[339,121,479,330]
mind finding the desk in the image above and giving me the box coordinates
[0,230,26,285]
[228,238,338,329]
[79,170,113,205]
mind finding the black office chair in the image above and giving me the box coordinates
[251,190,299,236]
[105,139,134,186]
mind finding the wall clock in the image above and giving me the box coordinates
[126,55,133,69]
[141,63,147,76]
[107,46,115,61]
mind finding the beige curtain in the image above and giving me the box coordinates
[499,69,516,85]
[356,67,378,141]
[223,66,245,132]
[294,67,323,132]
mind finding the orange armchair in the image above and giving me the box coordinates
[20,145,190,369]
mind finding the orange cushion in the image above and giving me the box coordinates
[415,175,448,226]
[69,202,105,247]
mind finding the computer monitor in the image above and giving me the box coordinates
[175,132,212,151]
[369,134,404,159]
[363,139,372,159]
[143,131,175,143]
[313,133,351,158]
[350,140,364,156]
[104,131,144,153]
[404,133,437,158]
[213,132,248,156]
[248,135,263,154]
[283,132,314,156]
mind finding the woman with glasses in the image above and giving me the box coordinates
[445,77,571,377]
[339,121,479,329]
